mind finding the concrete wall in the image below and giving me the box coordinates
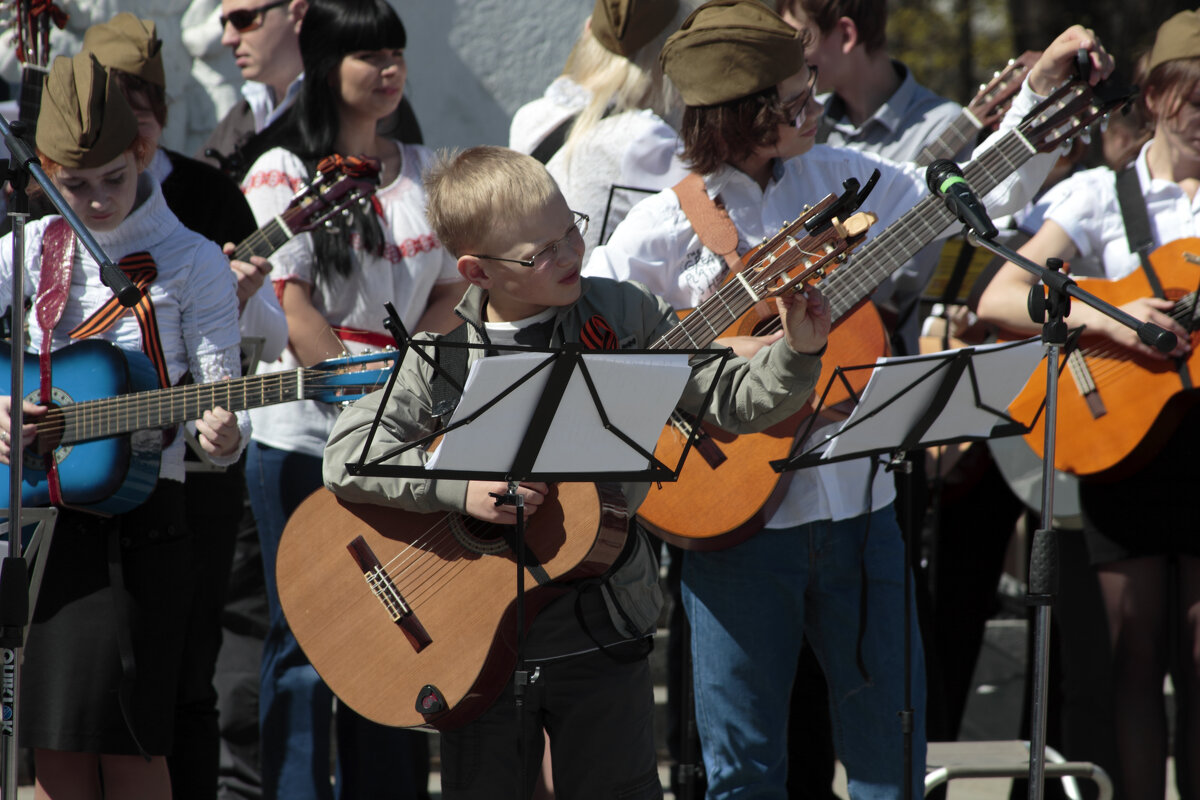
[0,0,591,156]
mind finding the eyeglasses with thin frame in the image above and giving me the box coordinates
[470,211,589,269]
[783,65,819,130]
[220,0,290,33]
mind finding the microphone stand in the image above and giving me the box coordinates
[1,111,140,799]
[963,226,1173,800]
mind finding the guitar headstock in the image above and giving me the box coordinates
[741,196,877,302]
[968,51,1041,131]
[1019,74,1137,154]
[283,156,382,236]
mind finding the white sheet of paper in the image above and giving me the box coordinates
[822,338,1044,460]
[425,351,693,475]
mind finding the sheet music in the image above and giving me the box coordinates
[426,351,692,474]
[822,338,1044,459]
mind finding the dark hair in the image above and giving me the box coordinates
[778,0,886,54]
[267,0,407,282]
[679,88,790,175]
[111,71,167,128]
[1140,55,1200,125]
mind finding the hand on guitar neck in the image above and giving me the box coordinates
[224,241,273,312]
[465,481,550,524]
[0,397,46,464]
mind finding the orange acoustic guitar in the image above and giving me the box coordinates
[636,71,1137,549]
[276,194,876,729]
[1006,238,1200,479]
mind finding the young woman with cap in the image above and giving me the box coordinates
[585,1,1111,796]
[0,52,247,800]
[510,0,697,251]
[977,11,1200,797]
[237,0,463,796]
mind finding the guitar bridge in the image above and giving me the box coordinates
[347,536,432,652]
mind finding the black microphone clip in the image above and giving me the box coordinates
[925,159,999,240]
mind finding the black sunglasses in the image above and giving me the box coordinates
[219,0,290,33]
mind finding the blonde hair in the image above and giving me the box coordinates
[424,146,562,258]
[557,1,699,165]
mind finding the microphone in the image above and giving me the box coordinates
[925,159,998,240]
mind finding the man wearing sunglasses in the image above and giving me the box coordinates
[198,0,421,181]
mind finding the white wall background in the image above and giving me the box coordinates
[0,0,592,156]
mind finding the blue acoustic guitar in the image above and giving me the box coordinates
[1,339,396,516]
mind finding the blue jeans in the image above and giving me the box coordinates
[682,506,925,800]
[246,440,425,800]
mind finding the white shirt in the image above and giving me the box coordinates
[147,148,288,362]
[1037,140,1200,279]
[585,81,1056,526]
[0,176,249,481]
[241,143,462,456]
[510,76,690,251]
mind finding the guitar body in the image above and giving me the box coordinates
[1,340,162,516]
[276,482,629,730]
[1008,238,1200,478]
[636,298,890,549]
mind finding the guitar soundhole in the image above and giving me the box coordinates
[448,516,511,556]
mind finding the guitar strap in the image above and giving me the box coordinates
[33,218,76,506]
[1116,166,1165,298]
[530,113,577,165]
[1115,166,1191,388]
[671,173,743,276]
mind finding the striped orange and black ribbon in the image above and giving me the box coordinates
[68,251,171,388]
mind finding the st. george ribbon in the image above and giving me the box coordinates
[925,158,999,240]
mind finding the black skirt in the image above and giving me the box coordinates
[20,481,195,755]
[1080,404,1200,565]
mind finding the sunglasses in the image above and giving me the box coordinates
[219,0,290,33]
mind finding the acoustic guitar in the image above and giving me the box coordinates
[1,158,382,516]
[1007,237,1200,479]
[0,341,394,516]
[275,192,878,729]
[636,73,1137,548]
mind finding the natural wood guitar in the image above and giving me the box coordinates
[636,73,1136,548]
[276,482,629,730]
[1007,237,1200,478]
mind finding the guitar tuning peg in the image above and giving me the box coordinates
[324,220,341,234]
[341,208,353,218]
[358,197,371,208]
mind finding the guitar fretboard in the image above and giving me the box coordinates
[916,113,980,166]
[232,217,294,262]
[821,121,1039,323]
[58,368,327,445]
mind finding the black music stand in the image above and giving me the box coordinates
[343,329,731,799]
[772,336,1045,800]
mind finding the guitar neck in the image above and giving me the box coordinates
[915,112,982,167]
[58,369,312,445]
[232,217,295,262]
[822,126,1035,322]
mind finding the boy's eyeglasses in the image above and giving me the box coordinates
[782,65,819,129]
[470,211,589,269]
[220,0,290,33]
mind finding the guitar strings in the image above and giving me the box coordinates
[26,365,390,443]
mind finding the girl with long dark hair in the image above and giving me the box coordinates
[240,0,463,796]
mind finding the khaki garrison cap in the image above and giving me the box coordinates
[37,52,138,169]
[82,12,166,88]
[659,0,805,106]
[1147,9,1200,73]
